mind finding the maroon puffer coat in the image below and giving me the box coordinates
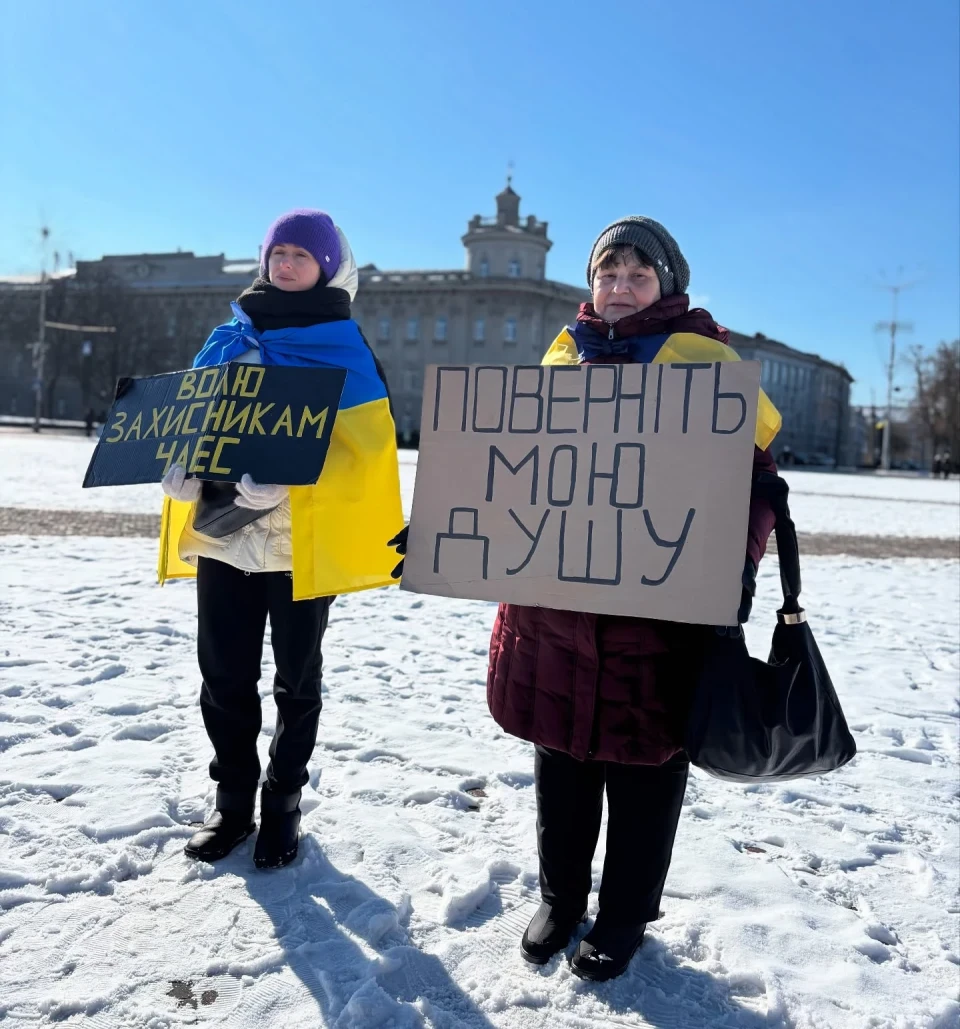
[486,305,777,766]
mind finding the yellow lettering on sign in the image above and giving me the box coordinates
[123,411,143,441]
[223,401,251,434]
[181,401,206,435]
[202,399,228,434]
[195,368,221,399]
[210,436,240,475]
[234,366,264,398]
[176,371,197,401]
[156,441,177,473]
[162,405,187,437]
[297,405,328,439]
[248,402,274,435]
[105,411,127,443]
[270,405,294,436]
[188,434,215,473]
[143,406,168,440]
[173,441,191,470]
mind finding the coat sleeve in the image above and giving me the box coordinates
[747,447,778,567]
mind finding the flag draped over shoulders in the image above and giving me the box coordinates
[158,300,403,599]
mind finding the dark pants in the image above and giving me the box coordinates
[535,745,689,926]
[196,557,331,810]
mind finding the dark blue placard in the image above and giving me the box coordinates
[82,362,347,487]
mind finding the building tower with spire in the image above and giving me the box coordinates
[462,178,552,281]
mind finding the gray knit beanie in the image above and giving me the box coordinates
[586,216,690,297]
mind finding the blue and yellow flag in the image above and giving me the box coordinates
[157,311,404,599]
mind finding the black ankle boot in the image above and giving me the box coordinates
[184,809,255,862]
[254,787,301,869]
[520,902,587,965]
[570,918,647,981]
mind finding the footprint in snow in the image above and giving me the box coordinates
[102,701,160,716]
[75,664,126,686]
[854,938,894,964]
[876,748,935,764]
[112,721,178,742]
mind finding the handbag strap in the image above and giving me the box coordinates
[752,471,802,614]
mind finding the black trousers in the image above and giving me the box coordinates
[196,558,331,809]
[535,745,689,926]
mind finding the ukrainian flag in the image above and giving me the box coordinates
[157,319,404,600]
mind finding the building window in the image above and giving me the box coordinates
[434,317,447,342]
[504,317,518,343]
[537,262,544,280]
[479,257,489,278]
[473,318,485,343]
[508,259,521,278]
[406,318,419,341]
[378,318,391,342]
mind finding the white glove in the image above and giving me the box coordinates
[235,473,287,510]
[161,464,201,503]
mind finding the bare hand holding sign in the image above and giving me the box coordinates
[401,361,760,627]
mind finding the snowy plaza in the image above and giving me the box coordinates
[1,432,958,1029]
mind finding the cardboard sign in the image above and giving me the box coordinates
[82,363,347,488]
[401,361,761,626]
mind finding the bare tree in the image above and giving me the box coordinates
[60,269,163,413]
[906,340,960,469]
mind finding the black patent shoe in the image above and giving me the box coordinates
[253,788,301,869]
[184,810,255,862]
[570,919,646,981]
[520,902,587,965]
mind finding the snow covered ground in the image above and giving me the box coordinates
[1,434,959,1028]
[2,432,958,539]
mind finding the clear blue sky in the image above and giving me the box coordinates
[3,0,958,405]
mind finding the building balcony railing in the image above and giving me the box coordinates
[360,270,473,285]
[465,216,549,235]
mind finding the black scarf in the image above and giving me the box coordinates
[236,277,352,332]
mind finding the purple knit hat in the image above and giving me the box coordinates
[260,209,341,281]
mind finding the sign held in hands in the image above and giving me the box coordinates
[82,362,346,488]
[401,361,761,626]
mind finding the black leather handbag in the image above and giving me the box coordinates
[191,481,279,539]
[685,473,857,782]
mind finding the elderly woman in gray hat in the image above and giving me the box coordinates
[484,216,781,981]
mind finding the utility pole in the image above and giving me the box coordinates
[869,387,877,466]
[32,226,51,433]
[875,275,915,471]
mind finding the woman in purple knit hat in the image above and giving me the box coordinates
[161,208,394,870]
